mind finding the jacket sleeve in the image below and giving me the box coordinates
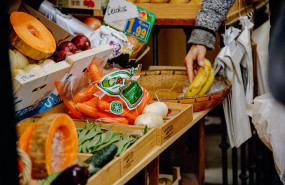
[188,0,235,49]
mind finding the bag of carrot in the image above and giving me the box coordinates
[55,63,151,125]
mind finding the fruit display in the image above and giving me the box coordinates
[17,114,78,179]
[10,12,56,60]
[184,59,215,97]
[9,12,93,78]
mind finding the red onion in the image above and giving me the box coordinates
[71,35,91,50]
[54,51,73,62]
[57,41,77,53]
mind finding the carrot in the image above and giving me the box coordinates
[97,100,137,121]
[83,96,99,108]
[73,83,100,103]
[135,88,152,115]
[100,95,127,107]
[17,123,36,173]
[88,64,103,83]
[54,81,83,119]
[76,103,129,124]
[66,100,83,119]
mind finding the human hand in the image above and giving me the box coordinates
[184,44,206,83]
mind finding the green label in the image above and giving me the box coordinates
[120,81,143,110]
[97,65,142,110]
[110,101,123,115]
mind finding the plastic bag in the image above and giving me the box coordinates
[247,93,285,184]
[55,63,151,125]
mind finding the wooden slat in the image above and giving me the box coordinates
[148,65,186,71]
[157,102,193,145]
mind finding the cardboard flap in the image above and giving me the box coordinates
[14,62,70,121]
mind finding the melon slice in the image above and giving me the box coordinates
[28,114,78,179]
[10,12,56,60]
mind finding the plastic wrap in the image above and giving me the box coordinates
[89,25,134,59]
[55,64,151,125]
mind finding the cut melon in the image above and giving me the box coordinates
[28,114,78,179]
[10,12,56,60]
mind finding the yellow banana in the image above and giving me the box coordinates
[184,59,211,97]
[198,66,215,95]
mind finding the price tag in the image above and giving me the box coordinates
[124,18,150,42]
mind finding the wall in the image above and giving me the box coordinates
[140,28,221,70]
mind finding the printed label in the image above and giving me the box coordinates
[97,65,142,110]
[163,124,174,140]
[124,18,150,42]
[110,101,123,115]
[120,81,143,110]
[123,151,134,169]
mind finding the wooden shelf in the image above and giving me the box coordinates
[113,109,211,184]
[71,1,268,26]
[134,1,267,26]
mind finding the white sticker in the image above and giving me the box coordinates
[104,0,138,24]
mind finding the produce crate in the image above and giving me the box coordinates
[156,102,192,145]
[75,122,157,177]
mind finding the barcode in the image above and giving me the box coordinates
[71,0,80,6]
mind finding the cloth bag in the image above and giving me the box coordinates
[213,26,252,148]
[247,93,285,184]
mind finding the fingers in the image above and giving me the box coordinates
[184,44,207,83]
[185,57,194,83]
[197,45,206,66]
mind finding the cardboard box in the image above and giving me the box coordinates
[13,62,70,121]
[57,0,108,10]
[14,45,113,121]
[12,3,113,121]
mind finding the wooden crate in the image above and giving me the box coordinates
[78,153,122,185]
[123,102,193,145]
[156,102,193,145]
[75,122,157,177]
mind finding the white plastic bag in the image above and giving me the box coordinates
[247,93,285,184]
[214,27,252,148]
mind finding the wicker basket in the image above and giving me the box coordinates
[138,66,232,112]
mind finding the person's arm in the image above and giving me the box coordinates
[185,0,235,82]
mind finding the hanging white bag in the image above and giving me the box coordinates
[237,16,254,105]
[214,27,252,148]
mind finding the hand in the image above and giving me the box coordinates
[184,44,206,83]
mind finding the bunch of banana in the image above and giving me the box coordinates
[184,59,215,97]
